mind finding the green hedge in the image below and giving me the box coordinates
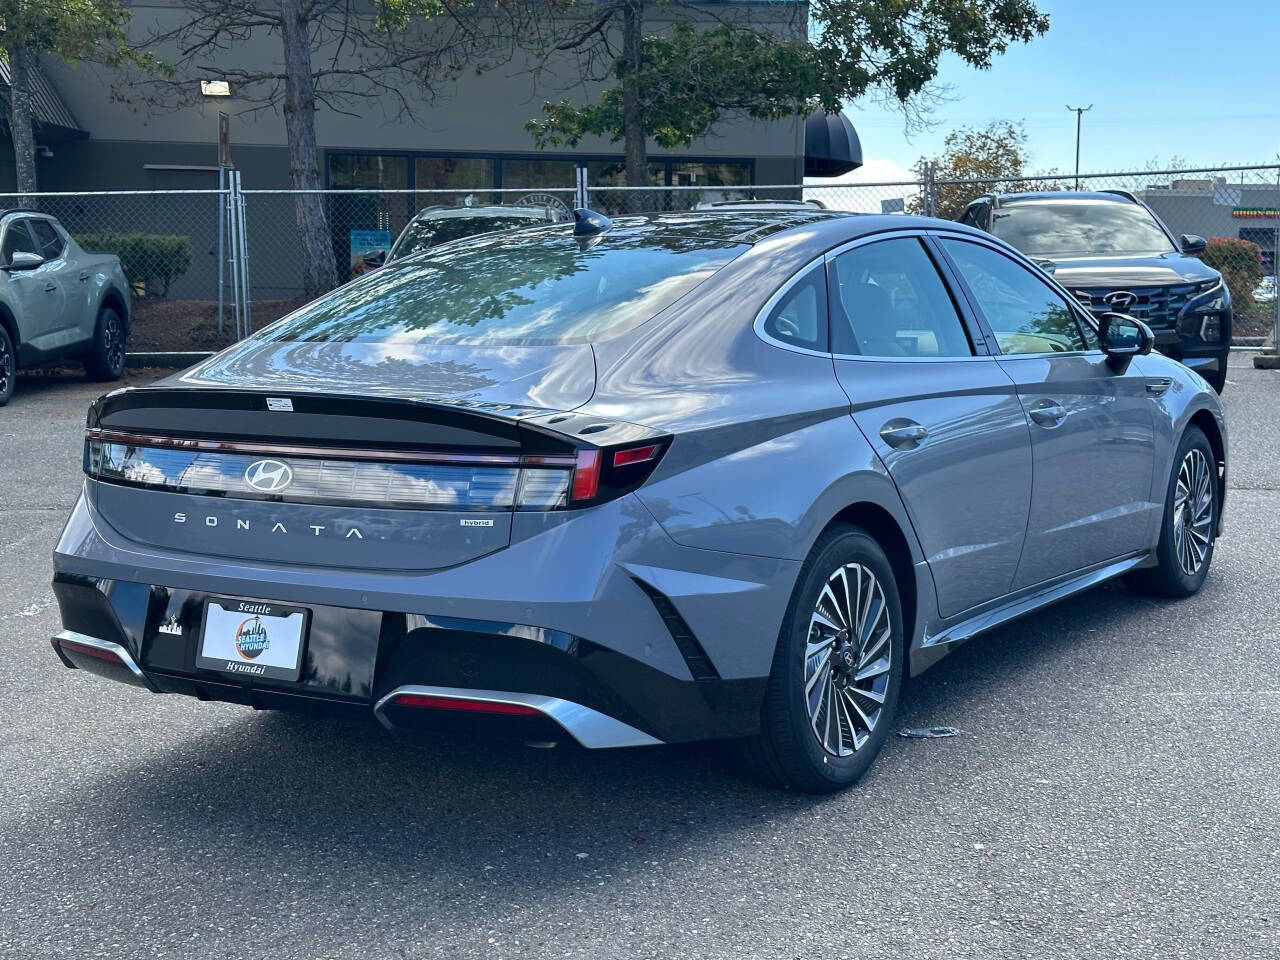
[74,232,193,297]
[1198,236,1264,316]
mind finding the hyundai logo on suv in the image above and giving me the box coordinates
[1103,290,1138,309]
[244,459,294,493]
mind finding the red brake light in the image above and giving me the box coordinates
[571,449,602,501]
[393,694,541,717]
[613,443,662,468]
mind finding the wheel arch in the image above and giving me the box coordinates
[0,301,17,348]
[823,501,921,669]
[1187,407,1226,536]
[99,287,130,335]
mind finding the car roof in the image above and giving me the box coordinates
[984,190,1137,205]
[412,205,555,222]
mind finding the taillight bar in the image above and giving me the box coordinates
[84,427,575,468]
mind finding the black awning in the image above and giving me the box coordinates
[804,110,862,178]
[0,52,88,141]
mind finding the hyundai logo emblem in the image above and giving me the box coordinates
[244,459,294,493]
[1103,290,1138,309]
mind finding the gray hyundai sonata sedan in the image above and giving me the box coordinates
[51,208,1226,792]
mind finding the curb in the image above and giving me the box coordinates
[1253,352,1280,370]
[126,351,214,369]
[1232,336,1266,347]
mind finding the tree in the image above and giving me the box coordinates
[909,121,1062,219]
[132,0,535,296]
[526,1,1049,188]
[0,0,161,194]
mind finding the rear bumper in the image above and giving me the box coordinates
[51,488,796,745]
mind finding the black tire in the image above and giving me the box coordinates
[738,524,904,792]
[84,305,126,382]
[1202,367,1226,394]
[1124,426,1218,598]
[0,324,14,407]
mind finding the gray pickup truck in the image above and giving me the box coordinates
[0,209,132,406]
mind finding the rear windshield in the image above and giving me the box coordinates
[264,227,747,346]
[389,214,551,259]
[990,200,1176,258]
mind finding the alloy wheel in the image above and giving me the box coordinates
[1173,448,1213,577]
[0,333,11,396]
[104,315,124,374]
[804,563,893,757]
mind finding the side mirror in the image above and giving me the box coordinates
[5,251,44,271]
[1180,234,1207,255]
[1099,312,1154,372]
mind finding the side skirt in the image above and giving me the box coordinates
[910,552,1150,675]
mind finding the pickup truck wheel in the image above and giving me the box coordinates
[85,306,126,382]
[0,324,14,406]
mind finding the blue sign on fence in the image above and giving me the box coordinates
[349,229,392,279]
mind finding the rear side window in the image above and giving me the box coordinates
[29,219,64,259]
[1,220,35,262]
[941,239,1087,355]
[764,265,827,351]
[828,237,973,358]
[266,227,747,346]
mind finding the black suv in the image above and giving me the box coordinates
[959,190,1230,392]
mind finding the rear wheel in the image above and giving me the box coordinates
[739,525,904,792]
[1125,426,1217,598]
[84,306,126,382]
[0,324,14,406]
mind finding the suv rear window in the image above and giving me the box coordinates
[389,214,553,260]
[265,227,747,346]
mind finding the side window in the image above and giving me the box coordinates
[828,236,974,358]
[29,219,63,259]
[1,219,36,263]
[941,239,1087,355]
[763,264,828,352]
[959,204,986,229]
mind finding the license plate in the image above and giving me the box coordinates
[197,599,308,682]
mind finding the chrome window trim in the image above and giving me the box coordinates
[751,257,832,358]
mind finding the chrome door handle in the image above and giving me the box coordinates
[880,419,929,448]
[78,272,90,283]
[1027,399,1067,427]
[43,282,57,293]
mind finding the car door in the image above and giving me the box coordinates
[27,218,82,339]
[825,233,1033,618]
[2,217,66,349]
[936,234,1157,589]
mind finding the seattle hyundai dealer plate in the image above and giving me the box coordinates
[196,599,308,681]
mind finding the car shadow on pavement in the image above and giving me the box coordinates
[21,580,1163,907]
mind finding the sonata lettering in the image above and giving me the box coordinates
[172,513,365,541]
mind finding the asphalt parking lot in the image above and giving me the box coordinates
[1,357,1277,960]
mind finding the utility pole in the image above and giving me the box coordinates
[1066,104,1092,189]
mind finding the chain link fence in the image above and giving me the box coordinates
[6,164,1276,351]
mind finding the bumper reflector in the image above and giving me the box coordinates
[391,693,542,717]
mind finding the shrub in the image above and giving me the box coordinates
[1198,236,1263,314]
[74,232,193,297]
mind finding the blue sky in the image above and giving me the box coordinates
[838,0,1279,183]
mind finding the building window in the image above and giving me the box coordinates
[584,160,666,216]
[501,158,577,195]
[669,161,750,210]
[415,156,495,209]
